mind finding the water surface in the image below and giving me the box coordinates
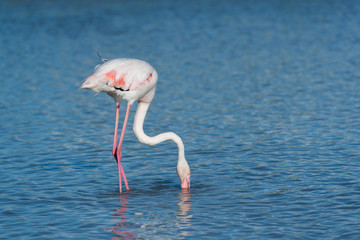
[1,0,360,239]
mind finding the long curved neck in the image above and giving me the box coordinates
[133,101,185,160]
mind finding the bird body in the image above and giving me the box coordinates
[81,57,190,192]
[81,58,157,104]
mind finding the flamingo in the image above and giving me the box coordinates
[80,56,191,193]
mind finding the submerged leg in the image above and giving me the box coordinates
[116,104,132,192]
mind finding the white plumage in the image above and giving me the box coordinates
[81,58,190,193]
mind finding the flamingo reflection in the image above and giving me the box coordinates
[105,194,135,239]
[176,188,192,236]
[106,189,192,239]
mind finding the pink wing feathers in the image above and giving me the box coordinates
[103,61,154,91]
[81,59,156,93]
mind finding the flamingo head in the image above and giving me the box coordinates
[181,174,191,189]
[177,157,191,189]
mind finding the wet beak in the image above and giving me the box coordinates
[181,175,190,189]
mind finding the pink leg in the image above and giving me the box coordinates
[112,104,120,160]
[116,104,132,192]
[112,104,128,193]
[112,104,122,192]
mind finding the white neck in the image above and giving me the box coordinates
[133,101,186,159]
[133,101,190,184]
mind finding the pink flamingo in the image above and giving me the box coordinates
[81,57,190,193]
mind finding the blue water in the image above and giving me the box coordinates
[1,0,360,239]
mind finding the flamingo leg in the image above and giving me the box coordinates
[112,104,120,162]
[116,104,132,192]
[112,104,123,192]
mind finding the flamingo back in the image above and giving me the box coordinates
[81,58,158,104]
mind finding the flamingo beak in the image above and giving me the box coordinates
[181,175,190,189]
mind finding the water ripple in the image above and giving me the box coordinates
[1,0,360,239]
